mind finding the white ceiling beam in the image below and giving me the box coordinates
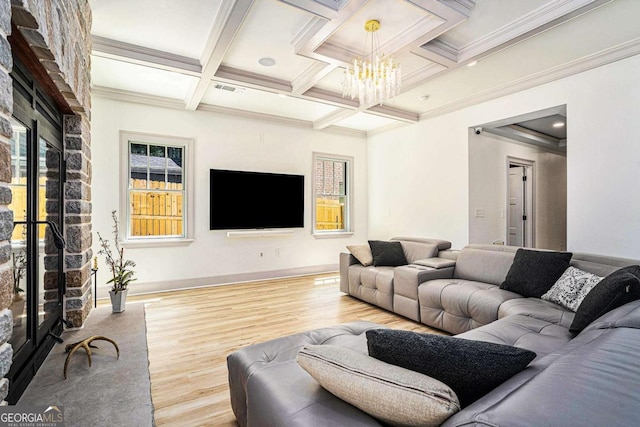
[367,105,419,123]
[91,35,202,76]
[184,0,255,111]
[313,109,357,130]
[215,65,292,93]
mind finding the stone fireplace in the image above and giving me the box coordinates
[0,0,92,402]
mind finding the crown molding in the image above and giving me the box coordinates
[91,35,202,76]
[366,121,408,137]
[196,102,366,138]
[91,85,186,110]
[458,0,612,62]
[420,37,640,121]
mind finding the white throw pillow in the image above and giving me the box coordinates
[542,266,603,311]
[297,345,460,427]
[347,244,373,266]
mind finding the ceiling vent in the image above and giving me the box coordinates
[213,83,244,93]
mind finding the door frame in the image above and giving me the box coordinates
[506,157,535,247]
[7,56,65,403]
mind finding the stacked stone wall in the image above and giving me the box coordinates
[0,0,92,402]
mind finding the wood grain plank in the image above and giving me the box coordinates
[104,273,442,426]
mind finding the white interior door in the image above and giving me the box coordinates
[508,166,525,246]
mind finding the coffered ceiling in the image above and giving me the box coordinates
[89,0,640,135]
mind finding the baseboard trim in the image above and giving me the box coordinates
[94,264,339,300]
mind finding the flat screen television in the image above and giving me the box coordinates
[210,169,304,230]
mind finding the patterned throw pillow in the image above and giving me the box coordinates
[541,266,603,311]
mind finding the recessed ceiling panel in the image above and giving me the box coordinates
[324,0,443,56]
[223,0,319,82]
[201,84,339,122]
[91,56,197,100]
[334,112,399,132]
[315,67,346,93]
[437,0,548,48]
[89,0,222,59]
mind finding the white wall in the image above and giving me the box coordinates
[91,97,368,293]
[468,131,567,250]
[369,54,640,258]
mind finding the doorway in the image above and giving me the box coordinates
[507,159,534,247]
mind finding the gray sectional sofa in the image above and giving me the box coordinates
[228,242,640,426]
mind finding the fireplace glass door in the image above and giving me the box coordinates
[7,57,65,403]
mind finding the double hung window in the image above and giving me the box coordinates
[313,153,353,235]
[121,132,193,244]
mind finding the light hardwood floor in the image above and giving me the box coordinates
[113,273,442,426]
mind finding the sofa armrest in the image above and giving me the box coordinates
[340,252,359,294]
[438,249,459,261]
[413,257,456,269]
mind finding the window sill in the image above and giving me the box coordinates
[312,231,354,239]
[121,238,195,249]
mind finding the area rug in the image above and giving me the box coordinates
[19,304,155,426]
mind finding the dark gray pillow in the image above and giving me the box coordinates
[569,265,640,335]
[500,249,573,297]
[368,240,407,267]
[366,329,536,407]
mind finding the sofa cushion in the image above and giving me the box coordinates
[419,279,522,334]
[368,240,407,267]
[347,244,373,266]
[570,265,640,334]
[500,249,573,298]
[453,245,517,286]
[443,310,640,427]
[498,297,575,328]
[348,265,395,312]
[297,345,460,427]
[456,314,572,359]
[366,329,536,407]
[398,241,438,264]
[541,266,603,311]
[228,321,385,427]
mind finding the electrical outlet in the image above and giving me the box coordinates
[275,248,281,257]
[259,252,264,257]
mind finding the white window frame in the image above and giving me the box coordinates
[312,152,354,238]
[119,131,194,247]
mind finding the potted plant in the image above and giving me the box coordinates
[97,210,136,313]
[11,242,26,326]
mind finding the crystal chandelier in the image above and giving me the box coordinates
[342,20,401,107]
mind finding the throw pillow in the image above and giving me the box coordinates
[366,329,536,407]
[500,249,573,298]
[346,244,373,266]
[541,266,603,311]
[368,240,408,267]
[297,344,460,426]
[569,265,640,335]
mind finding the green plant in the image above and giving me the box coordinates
[97,210,136,293]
